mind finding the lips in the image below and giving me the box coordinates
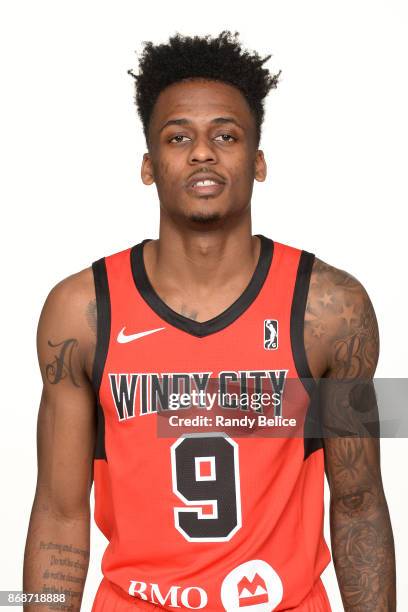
[186,173,226,196]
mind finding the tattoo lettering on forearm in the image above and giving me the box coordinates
[45,339,80,387]
[50,554,86,571]
[39,541,89,559]
[36,541,89,611]
[42,569,85,584]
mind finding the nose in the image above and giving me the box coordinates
[188,135,218,164]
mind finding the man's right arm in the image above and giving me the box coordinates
[23,269,97,611]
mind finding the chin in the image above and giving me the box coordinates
[188,211,223,224]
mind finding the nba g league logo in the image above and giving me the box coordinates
[264,320,278,350]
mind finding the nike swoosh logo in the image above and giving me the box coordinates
[117,326,166,343]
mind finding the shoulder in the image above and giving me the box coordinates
[309,257,369,305]
[39,266,96,333]
[37,267,97,382]
[305,257,379,379]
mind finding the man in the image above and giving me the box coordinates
[23,31,396,611]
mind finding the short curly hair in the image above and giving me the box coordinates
[128,30,281,147]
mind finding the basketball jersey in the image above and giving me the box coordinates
[90,234,332,611]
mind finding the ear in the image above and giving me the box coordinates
[254,150,267,182]
[141,152,155,185]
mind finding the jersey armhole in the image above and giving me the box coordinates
[290,251,324,460]
[91,257,111,461]
[290,250,317,398]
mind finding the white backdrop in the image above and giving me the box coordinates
[1,1,407,610]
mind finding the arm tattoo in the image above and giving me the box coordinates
[331,296,379,380]
[38,540,89,611]
[86,299,97,335]
[328,438,396,611]
[306,259,379,378]
[309,258,396,610]
[45,339,80,387]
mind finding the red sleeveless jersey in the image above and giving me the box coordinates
[90,235,332,611]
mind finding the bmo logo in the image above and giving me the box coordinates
[221,560,283,611]
[129,580,207,609]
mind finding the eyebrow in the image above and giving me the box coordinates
[159,116,244,133]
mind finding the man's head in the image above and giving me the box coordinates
[128,31,281,228]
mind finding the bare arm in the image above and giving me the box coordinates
[307,259,396,611]
[23,269,97,611]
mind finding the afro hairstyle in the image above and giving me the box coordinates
[128,30,281,148]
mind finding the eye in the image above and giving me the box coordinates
[168,135,190,144]
[337,489,376,516]
[214,134,237,142]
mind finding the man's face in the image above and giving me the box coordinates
[141,79,267,227]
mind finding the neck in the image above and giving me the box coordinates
[144,217,260,296]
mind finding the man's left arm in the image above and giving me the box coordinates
[312,261,396,611]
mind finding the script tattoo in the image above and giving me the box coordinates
[307,258,396,610]
[86,299,97,334]
[46,339,80,387]
[38,540,89,611]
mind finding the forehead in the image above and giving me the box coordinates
[150,79,255,130]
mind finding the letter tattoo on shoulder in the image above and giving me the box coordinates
[46,338,80,387]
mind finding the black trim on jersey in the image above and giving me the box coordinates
[290,250,323,460]
[303,388,324,460]
[130,234,274,338]
[91,257,110,461]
